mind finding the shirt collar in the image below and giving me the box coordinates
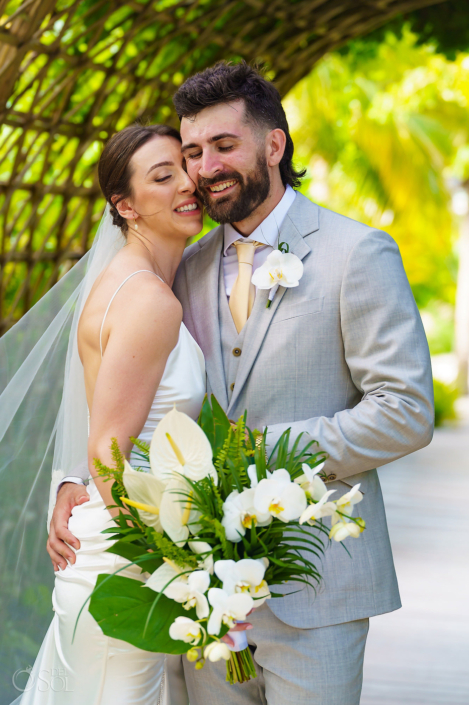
[223,184,297,256]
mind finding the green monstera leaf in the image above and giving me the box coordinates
[89,574,196,654]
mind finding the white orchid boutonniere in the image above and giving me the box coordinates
[251,243,304,308]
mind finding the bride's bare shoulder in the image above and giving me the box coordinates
[78,251,181,358]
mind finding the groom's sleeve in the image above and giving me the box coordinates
[57,460,90,495]
[266,229,434,480]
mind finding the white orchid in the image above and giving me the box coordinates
[169,616,203,645]
[145,558,191,594]
[254,469,307,522]
[328,484,365,541]
[150,407,217,485]
[295,462,327,500]
[221,488,272,542]
[207,588,253,636]
[204,641,231,662]
[251,249,304,290]
[188,540,214,574]
[121,460,165,532]
[166,569,210,619]
[214,558,271,607]
[159,475,201,546]
[333,484,363,519]
[329,519,365,542]
[146,559,210,617]
[247,465,276,488]
[299,490,337,526]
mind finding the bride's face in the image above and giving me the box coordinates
[124,135,202,239]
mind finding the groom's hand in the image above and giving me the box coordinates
[222,621,253,648]
[47,483,90,571]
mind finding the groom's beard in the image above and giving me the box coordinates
[196,152,271,224]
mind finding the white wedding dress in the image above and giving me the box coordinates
[14,271,206,705]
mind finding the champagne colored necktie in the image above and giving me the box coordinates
[229,240,263,333]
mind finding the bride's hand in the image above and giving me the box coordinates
[47,483,90,571]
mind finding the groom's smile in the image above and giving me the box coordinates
[208,179,237,195]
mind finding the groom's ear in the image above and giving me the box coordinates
[266,128,286,168]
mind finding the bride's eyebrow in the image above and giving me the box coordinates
[146,160,173,175]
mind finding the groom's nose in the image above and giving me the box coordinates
[198,148,224,180]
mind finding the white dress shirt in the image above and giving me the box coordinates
[223,185,296,297]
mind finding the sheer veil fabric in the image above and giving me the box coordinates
[0,208,125,699]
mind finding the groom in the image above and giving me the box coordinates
[49,62,433,704]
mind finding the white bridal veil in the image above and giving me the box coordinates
[0,207,124,699]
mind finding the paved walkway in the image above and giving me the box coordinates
[361,400,469,704]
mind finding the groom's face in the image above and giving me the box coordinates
[180,101,270,223]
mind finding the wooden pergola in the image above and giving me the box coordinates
[0,0,447,333]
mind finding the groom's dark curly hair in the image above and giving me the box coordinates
[173,61,305,189]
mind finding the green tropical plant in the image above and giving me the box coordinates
[433,379,458,427]
[284,28,469,309]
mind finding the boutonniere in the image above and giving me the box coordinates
[251,242,304,308]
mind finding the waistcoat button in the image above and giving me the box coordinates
[230,382,235,391]
[233,348,242,357]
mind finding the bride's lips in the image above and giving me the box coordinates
[173,198,201,216]
[205,179,238,199]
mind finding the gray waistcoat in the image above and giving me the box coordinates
[218,258,250,410]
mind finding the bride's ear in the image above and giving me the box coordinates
[112,195,137,223]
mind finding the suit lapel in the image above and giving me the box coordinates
[227,194,319,415]
[184,226,229,410]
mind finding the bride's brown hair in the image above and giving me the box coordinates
[98,123,181,233]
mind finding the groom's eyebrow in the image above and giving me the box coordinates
[181,132,239,152]
[146,161,173,175]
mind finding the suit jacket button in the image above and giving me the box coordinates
[327,473,337,482]
[233,348,242,357]
[230,382,235,391]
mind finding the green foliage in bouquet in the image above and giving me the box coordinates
[85,396,364,682]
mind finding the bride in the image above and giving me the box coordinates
[9,123,205,704]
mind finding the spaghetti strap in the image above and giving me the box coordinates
[99,269,163,358]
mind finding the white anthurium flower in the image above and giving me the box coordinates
[254,469,307,522]
[221,488,272,542]
[188,540,214,574]
[299,490,337,526]
[159,476,202,546]
[251,249,304,290]
[165,570,211,619]
[150,406,217,485]
[207,588,254,636]
[329,519,365,542]
[145,558,190,594]
[331,484,364,526]
[214,558,271,607]
[169,616,203,645]
[204,641,231,662]
[122,460,165,532]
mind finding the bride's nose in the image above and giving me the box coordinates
[178,170,196,194]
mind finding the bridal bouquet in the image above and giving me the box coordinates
[86,396,365,684]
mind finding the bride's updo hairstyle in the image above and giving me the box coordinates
[98,123,181,234]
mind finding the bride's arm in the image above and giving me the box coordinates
[47,280,182,570]
[88,280,182,515]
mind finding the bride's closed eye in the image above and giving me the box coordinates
[154,175,171,183]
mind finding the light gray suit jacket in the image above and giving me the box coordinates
[173,192,434,629]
